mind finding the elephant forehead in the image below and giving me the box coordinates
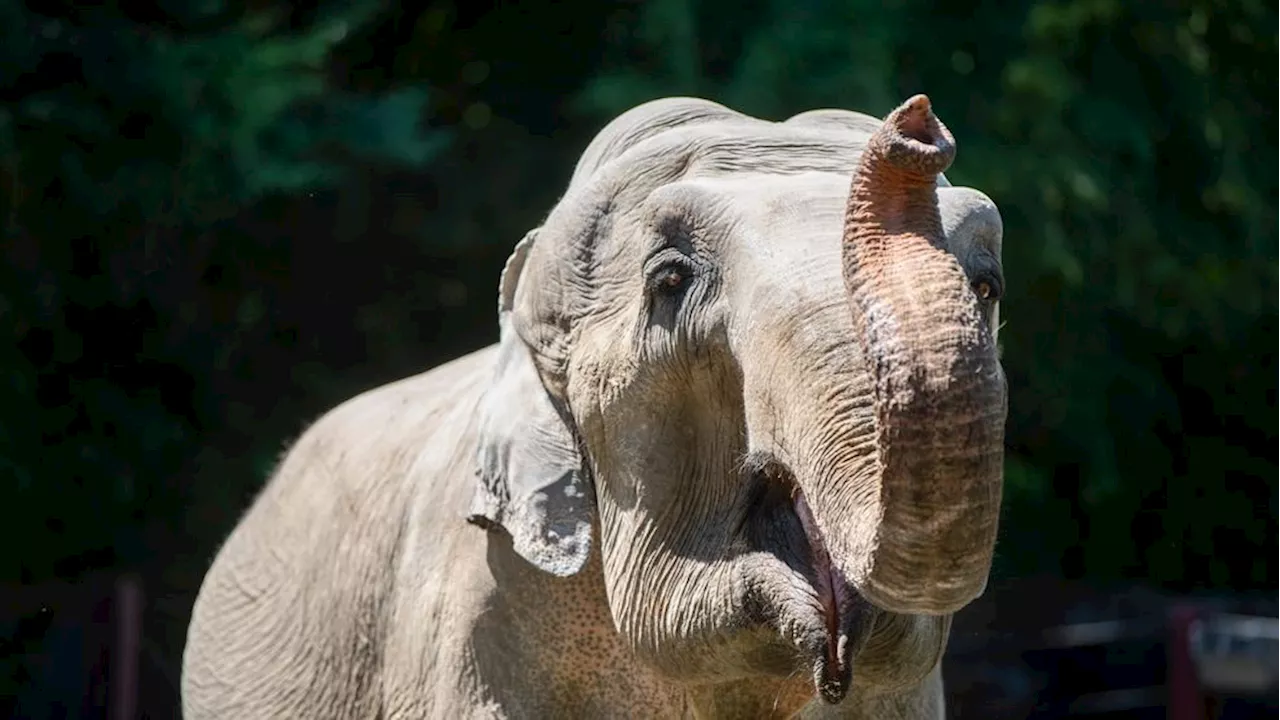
[620,122,870,184]
[587,116,952,203]
[639,175,850,258]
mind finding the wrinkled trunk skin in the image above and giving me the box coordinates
[822,95,1007,616]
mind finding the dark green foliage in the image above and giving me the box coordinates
[0,0,444,582]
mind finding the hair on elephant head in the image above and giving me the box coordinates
[469,95,1007,707]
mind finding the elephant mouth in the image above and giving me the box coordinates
[746,459,867,705]
[792,487,861,704]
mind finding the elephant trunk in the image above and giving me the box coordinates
[825,95,1006,616]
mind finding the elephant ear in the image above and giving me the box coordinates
[468,229,593,577]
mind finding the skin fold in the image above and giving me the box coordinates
[181,95,1008,719]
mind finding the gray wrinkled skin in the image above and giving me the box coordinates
[181,96,1006,719]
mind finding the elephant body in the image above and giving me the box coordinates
[183,96,1006,719]
[182,348,685,717]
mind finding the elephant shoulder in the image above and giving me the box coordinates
[226,343,502,549]
[306,344,500,452]
[276,344,501,496]
[184,346,504,720]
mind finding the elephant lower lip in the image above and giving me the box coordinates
[792,488,855,704]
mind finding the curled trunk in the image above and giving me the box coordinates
[834,95,1006,615]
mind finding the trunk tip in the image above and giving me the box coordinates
[895,95,936,143]
[871,94,957,177]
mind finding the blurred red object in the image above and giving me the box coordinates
[1169,604,1205,720]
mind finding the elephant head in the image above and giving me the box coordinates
[469,95,1007,709]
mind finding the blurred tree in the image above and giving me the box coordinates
[577,0,1277,591]
[0,0,445,583]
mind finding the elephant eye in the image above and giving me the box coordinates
[971,273,1002,303]
[648,261,693,297]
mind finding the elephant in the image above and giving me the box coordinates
[181,93,1007,719]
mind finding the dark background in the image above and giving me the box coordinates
[1,0,1275,716]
